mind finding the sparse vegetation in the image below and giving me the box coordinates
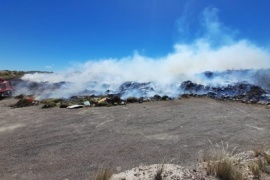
[0,70,25,79]
[93,169,113,180]
[0,70,52,80]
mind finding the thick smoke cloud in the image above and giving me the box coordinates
[20,7,270,99]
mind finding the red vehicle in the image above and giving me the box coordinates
[0,78,13,98]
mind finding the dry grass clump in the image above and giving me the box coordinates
[253,148,263,157]
[249,161,261,178]
[260,154,270,174]
[206,157,243,180]
[93,169,113,180]
[201,141,243,180]
[251,147,270,175]
[263,153,270,164]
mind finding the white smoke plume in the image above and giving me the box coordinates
[20,7,270,99]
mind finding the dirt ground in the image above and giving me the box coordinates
[0,97,269,180]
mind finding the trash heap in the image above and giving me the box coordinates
[9,69,270,106]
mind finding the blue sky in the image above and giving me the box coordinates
[1,0,270,71]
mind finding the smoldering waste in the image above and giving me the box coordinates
[8,69,270,108]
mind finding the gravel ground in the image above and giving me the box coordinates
[0,97,269,180]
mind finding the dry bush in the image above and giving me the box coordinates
[93,169,113,180]
[205,157,243,180]
[263,153,270,164]
[251,146,270,175]
[202,141,243,180]
[258,156,270,174]
[249,161,261,178]
[253,148,263,157]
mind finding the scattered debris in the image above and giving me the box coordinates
[67,105,84,109]
[98,97,108,104]
[83,101,90,106]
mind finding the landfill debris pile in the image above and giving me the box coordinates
[8,69,270,106]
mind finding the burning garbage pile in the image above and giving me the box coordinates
[179,81,270,104]
[9,69,270,107]
[10,95,39,108]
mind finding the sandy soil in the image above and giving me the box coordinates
[0,97,269,180]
